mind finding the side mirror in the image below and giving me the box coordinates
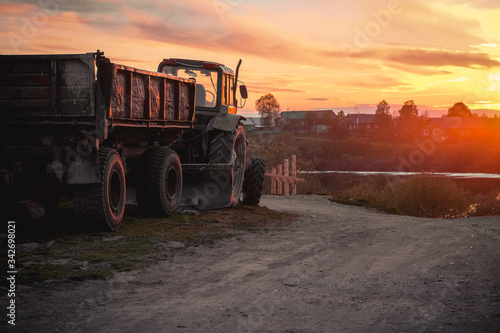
[240,85,248,99]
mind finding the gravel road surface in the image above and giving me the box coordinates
[9,195,500,332]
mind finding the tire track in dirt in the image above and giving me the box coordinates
[8,195,500,332]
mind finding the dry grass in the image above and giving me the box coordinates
[2,204,297,285]
[332,174,500,219]
[389,174,470,218]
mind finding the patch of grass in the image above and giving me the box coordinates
[18,264,75,283]
[5,204,296,286]
[69,269,115,282]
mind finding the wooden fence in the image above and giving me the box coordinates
[265,155,305,196]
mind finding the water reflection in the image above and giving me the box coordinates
[298,171,500,179]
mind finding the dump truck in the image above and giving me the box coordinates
[0,50,265,230]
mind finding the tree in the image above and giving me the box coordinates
[397,100,419,138]
[255,93,281,128]
[447,102,473,118]
[329,110,347,140]
[398,100,418,120]
[374,100,393,135]
[376,100,390,115]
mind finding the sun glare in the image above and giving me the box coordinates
[489,72,500,92]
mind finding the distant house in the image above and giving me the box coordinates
[241,117,265,132]
[344,114,377,135]
[421,117,487,142]
[280,111,307,132]
[280,110,336,133]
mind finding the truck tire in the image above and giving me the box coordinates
[136,147,182,216]
[73,147,126,231]
[209,126,246,207]
[242,156,266,206]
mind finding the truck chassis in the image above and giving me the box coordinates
[0,51,264,230]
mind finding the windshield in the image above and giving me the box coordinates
[163,66,218,108]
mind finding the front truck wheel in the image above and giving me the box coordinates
[209,126,246,207]
[73,147,126,231]
[242,156,266,206]
[136,147,182,216]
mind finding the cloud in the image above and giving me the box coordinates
[55,1,346,69]
[325,47,500,71]
[379,1,487,50]
[109,56,145,65]
[244,73,314,96]
[386,64,453,76]
[247,85,304,94]
[0,2,31,14]
[5,0,497,73]
[2,0,122,14]
[359,48,500,69]
[127,10,321,67]
[334,74,410,90]
[306,98,330,101]
[439,0,500,9]
[1,0,499,113]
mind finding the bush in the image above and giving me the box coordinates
[345,178,383,204]
[338,174,475,218]
[300,174,328,195]
[388,174,470,218]
[333,177,397,214]
[470,191,500,216]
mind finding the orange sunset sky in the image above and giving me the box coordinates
[1,0,500,117]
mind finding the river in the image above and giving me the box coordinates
[298,171,500,179]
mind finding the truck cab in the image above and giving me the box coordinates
[157,59,248,127]
[157,58,251,210]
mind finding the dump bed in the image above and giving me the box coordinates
[0,53,97,119]
[0,51,195,139]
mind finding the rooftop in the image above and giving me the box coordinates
[280,110,335,120]
[345,113,376,124]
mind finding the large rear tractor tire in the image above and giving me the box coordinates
[209,126,246,207]
[73,147,126,231]
[242,156,266,206]
[136,147,182,216]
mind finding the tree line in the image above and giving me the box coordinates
[255,93,499,140]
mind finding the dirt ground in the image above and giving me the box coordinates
[7,195,500,332]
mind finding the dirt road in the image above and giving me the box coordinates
[10,195,500,332]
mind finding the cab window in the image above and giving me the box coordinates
[162,66,217,108]
[224,75,234,106]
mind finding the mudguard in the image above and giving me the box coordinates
[209,112,246,132]
[181,123,247,210]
